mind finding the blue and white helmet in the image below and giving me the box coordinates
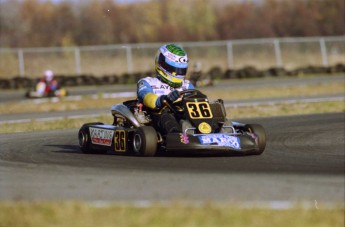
[155,44,188,88]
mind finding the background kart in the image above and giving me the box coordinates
[25,81,68,98]
[25,87,68,98]
[189,72,214,88]
[78,89,266,156]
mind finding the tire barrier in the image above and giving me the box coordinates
[0,64,344,90]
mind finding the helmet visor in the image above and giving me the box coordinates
[158,53,187,76]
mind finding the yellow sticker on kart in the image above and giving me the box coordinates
[114,130,126,152]
[186,102,213,119]
[198,122,212,134]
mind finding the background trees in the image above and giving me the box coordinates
[0,0,343,48]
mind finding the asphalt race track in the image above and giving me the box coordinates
[0,112,344,204]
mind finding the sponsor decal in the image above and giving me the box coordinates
[198,134,241,149]
[138,81,147,92]
[160,84,173,90]
[166,52,179,61]
[138,86,146,92]
[178,56,188,63]
[138,81,145,88]
[90,127,114,146]
[179,133,189,144]
[198,122,211,134]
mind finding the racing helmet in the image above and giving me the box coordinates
[155,44,188,88]
[44,70,54,82]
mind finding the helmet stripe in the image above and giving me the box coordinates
[165,57,188,68]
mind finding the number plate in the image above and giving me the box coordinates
[186,102,213,119]
[114,130,126,152]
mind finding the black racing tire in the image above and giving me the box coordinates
[132,126,157,156]
[78,122,105,154]
[245,124,267,155]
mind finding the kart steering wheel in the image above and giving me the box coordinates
[163,89,201,114]
[178,89,202,98]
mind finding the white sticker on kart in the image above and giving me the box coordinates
[90,127,114,146]
[198,134,241,149]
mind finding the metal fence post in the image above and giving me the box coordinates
[320,38,328,66]
[274,39,283,67]
[126,46,133,74]
[18,49,25,77]
[75,47,81,75]
[226,41,233,69]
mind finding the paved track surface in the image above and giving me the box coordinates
[0,113,344,203]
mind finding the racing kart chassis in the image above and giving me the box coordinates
[78,90,266,156]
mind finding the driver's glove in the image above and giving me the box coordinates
[158,90,179,107]
[165,90,179,102]
[167,90,179,102]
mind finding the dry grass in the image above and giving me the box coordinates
[0,82,344,115]
[204,82,345,100]
[0,101,343,134]
[0,115,113,133]
[226,101,345,119]
[0,201,343,227]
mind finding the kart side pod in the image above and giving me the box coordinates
[111,104,140,128]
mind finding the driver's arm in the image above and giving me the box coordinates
[137,79,160,109]
[137,79,179,109]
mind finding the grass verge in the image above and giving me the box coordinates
[0,101,344,134]
[0,82,343,114]
[0,201,343,227]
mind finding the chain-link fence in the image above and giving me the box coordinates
[0,36,344,78]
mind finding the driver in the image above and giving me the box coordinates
[36,70,58,96]
[137,44,194,135]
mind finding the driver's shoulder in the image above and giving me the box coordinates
[181,79,194,90]
[183,79,192,85]
[139,76,160,85]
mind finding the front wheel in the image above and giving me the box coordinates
[132,126,157,156]
[245,124,267,155]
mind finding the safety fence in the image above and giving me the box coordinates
[0,36,344,78]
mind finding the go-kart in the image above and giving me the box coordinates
[25,88,68,98]
[78,89,266,156]
[25,81,68,98]
[189,72,213,87]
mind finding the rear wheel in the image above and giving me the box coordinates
[132,126,157,156]
[245,124,266,155]
[78,122,105,154]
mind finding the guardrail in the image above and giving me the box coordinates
[0,36,344,78]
